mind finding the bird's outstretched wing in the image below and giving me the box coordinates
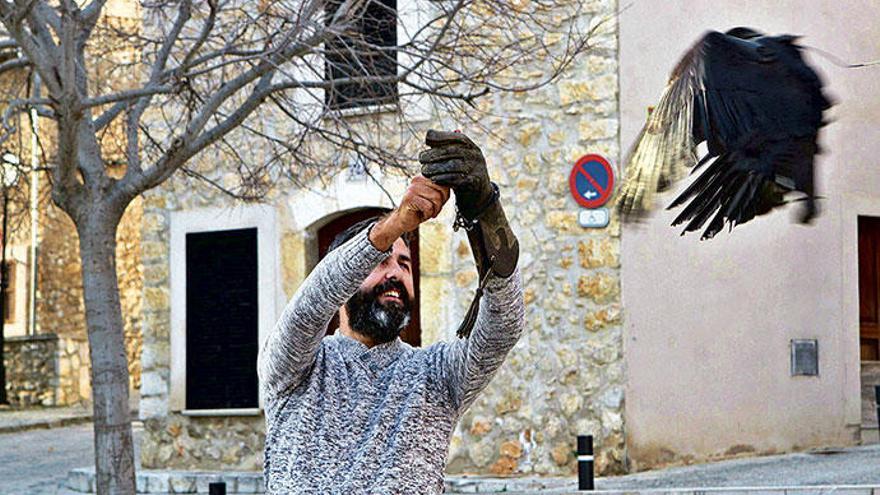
[616,28,831,239]
[615,36,706,218]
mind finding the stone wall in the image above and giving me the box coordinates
[139,0,624,477]
[140,415,265,470]
[3,335,57,407]
[444,2,624,475]
[2,334,90,406]
[56,336,92,406]
[35,194,144,393]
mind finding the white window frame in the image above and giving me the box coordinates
[169,204,279,414]
[285,0,432,122]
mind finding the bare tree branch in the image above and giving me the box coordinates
[80,0,106,28]
[0,55,30,76]
[0,38,18,50]
[0,2,62,94]
[83,83,180,108]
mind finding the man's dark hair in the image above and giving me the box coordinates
[328,209,414,254]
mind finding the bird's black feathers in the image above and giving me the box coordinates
[616,27,831,239]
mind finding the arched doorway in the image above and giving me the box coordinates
[316,208,421,347]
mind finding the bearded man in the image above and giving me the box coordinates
[257,130,524,494]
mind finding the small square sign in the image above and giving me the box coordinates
[578,208,610,228]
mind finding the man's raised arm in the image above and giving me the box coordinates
[419,129,526,412]
[441,269,525,412]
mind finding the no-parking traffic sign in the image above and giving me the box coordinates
[569,154,614,209]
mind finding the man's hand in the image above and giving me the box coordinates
[418,129,520,337]
[369,175,450,252]
[419,130,494,221]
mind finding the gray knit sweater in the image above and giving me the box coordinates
[257,225,525,494]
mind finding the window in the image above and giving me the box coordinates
[185,228,259,410]
[2,260,15,324]
[168,204,279,414]
[324,0,398,110]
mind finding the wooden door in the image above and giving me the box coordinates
[317,209,421,347]
[858,216,880,360]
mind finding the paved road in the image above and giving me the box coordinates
[600,444,880,489]
[0,422,143,495]
[1,422,877,494]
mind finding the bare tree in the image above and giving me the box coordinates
[0,0,600,492]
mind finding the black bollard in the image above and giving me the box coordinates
[577,435,594,490]
[209,481,226,495]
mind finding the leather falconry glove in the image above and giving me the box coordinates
[419,129,519,338]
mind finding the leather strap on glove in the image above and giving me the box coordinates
[419,129,520,338]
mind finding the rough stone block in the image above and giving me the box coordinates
[143,264,169,285]
[559,75,617,105]
[579,117,619,142]
[516,122,542,147]
[578,238,620,268]
[140,396,169,419]
[140,371,167,397]
[144,287,170,311]
[142,241,168,260]
[65,468,94,492]
[577,272,620,304]
[168,473,197,493]
[141,341,169,372]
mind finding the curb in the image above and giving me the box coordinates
[0,412,93,434]
[0,408,138,434]
[60,468,880,495]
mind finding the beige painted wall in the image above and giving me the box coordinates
[619,0,880,470]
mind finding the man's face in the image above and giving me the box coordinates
[344,238,415,344]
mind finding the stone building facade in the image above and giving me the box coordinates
[138,0,625,477]
[135,0,880,480]
[618,0,879,471]
[1,148,144,408]
[2,0,144,406]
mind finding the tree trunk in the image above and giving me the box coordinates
[77,215,136,495]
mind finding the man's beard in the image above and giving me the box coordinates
[345,279,412,345]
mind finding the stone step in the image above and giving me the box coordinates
[446,489,880,495]
[62,469,880,495]
[64,467,265,494]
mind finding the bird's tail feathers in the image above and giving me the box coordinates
[668,153,790,240]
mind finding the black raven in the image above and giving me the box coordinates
[616,27,832,239]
